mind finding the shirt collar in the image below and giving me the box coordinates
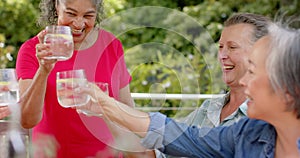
[224,91,248,116]
[239,100,248,116]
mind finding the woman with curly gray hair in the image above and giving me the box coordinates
[37,0,104,28]
[15,0,150,157]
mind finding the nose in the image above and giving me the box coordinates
[219,47,229,59]
[239,72,248,87]
[73,17,85,29]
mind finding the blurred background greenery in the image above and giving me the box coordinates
[0,0,299,117]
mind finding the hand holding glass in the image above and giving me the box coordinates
[44,25,74,61]
[0,69,19,106]
[56,69,89,108]
[78,82,109,117]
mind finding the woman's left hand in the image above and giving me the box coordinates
[75,82,111,116]
[0,106,11,119]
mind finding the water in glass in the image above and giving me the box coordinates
[44,26,74,61]
[56,69,89,108]
[0,69,19,106]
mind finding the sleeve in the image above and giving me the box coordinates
[141,112,241,157]
[16,37,39,80]
[298,139,300,152]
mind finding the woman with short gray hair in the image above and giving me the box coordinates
[77,22,300,157]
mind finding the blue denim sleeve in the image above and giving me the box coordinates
[141,112,242,157]
[298,139,300,152]
[141,112,167,151]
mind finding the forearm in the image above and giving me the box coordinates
[19,69,49,128]
[102,98,150,138]
[118,85,135,107]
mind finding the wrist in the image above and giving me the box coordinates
[37,67,51,77]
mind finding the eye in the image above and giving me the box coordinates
[84,15,95,18]
[66,11,76,16]
[247,68,254,74]
[229,46,237,50]
[219,44,224,50]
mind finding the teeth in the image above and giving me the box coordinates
[72,29,82,33]
[224,65,234,69]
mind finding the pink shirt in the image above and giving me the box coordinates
[16,29,131,157]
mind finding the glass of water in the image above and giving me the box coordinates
[56,69,89,108]
[44,25,74,61]
[0,69,19,106]
[78,82,109,116]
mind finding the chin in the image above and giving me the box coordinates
[246,109,257,119]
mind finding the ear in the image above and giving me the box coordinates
[284,92,295,108]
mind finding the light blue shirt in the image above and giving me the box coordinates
[183,92,247,127]
[142,112,276,158]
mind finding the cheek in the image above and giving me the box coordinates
[247,77,259,94]
[57,15,73,25]
[250,76,273,102]
[86,19,96,28]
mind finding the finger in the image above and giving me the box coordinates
[35,44,57,67]
[35,44,41,57]
[36,44,51,58]
[37,29,47,43]
[0,85,9,91]
[0,106,10,112]
[0,106,11,119]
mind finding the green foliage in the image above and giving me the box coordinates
[103,0,126,17]
[103,0,298,117]
[0,34,15,68]
[0,0,40,67]
[0,0,298,117]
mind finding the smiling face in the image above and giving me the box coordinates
[240,36,285,121]
[56,0,97,49]
[218,23,255,88]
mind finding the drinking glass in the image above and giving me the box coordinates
[43,25,74,61]
[79,82,109,117]
[0,69,19,106]
[56,69,89,108]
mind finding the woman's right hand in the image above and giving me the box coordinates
[35,30,57,74]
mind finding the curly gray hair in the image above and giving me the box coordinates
[37,0,104,27]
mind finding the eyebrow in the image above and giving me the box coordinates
[248,59,256,66]
[66,8,96,14]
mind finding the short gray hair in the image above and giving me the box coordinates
[225,13,271,44]
[267,23,300,118]
[37,0,104,27]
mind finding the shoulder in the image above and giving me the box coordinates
[96,29,123,50]
[235,118,268,128]
[19,36,39,50]
[200,94,226,109]
[18,36,39,56]
[231,118,273,140]
[23,36,39,45]
[98,29,119,42]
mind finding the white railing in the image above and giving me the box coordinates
[131,93,224,100]
[131,93,225,111]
